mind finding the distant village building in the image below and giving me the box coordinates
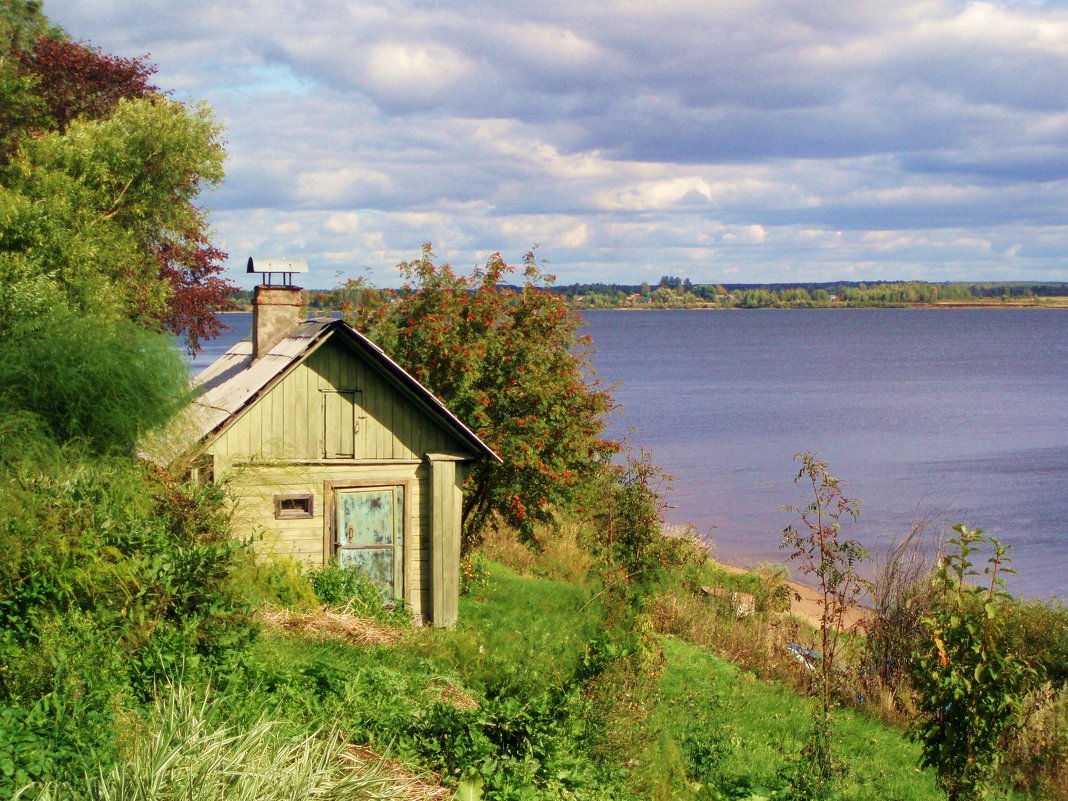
[155,259,499,628]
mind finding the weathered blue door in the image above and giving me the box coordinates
[336,486,404,601]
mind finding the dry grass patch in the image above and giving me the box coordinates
[479,521,592,584]
[260,606,407,647]
[649,589,821,691]
[424,678,480,711]
[344,745,452,801]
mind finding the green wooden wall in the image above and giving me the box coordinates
[429,457,464,629]
[208,338,461,470]
[202,334,473,626]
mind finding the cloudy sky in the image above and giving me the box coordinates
[45,1,1068,288]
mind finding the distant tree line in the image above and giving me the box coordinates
[547,278,1068,309]
[542,278,1068,309]
[231,278,1068,311]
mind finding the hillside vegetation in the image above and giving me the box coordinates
[6,443,1068,801]
[3,7,1068,800]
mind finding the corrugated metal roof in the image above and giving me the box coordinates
[165,317,499,463]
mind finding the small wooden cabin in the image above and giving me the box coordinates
[172,285,499,628]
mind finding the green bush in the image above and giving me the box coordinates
[0,447,257,789]
[0,308,189,455]
[1005,682,1068,800]
[910,525,1039,801]
[1000,598,1068,687]
[409,685,599,798]
[305,561,411,624]
[232,556,320,611]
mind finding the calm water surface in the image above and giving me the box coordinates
[194,309,1068,598]
[583,309,1068,599]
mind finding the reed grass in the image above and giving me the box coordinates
[24,685,406,801]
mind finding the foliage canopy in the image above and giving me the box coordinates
[0,13,231,350]
[342,245,617,546]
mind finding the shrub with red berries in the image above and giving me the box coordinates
[342,245,617,548]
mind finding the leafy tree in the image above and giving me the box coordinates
[0,18,232,350]
[781,452,870,791]
[0,94,229,347]
[0,0,55,160]
[0,0,54,53]
[342,245,617,547]
[910,525,1039,801]
[13,37,157,133]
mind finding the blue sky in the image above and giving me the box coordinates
[46,1,1068,288]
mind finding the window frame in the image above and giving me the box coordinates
[274,492,315,519]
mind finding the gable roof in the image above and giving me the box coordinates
[169,317,500,463]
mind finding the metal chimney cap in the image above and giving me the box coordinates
[246,257,308,274]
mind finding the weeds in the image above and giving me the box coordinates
[864,505,943,716]
[306,561,412,625]
[781,452,870,789]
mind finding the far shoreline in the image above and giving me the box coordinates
[222,300,1068,314]
[579,299,1068,311]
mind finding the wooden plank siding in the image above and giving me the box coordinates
[224,462,432,621]
[190,330,488,627]
[208,338,461,470]
[428,456,464,629]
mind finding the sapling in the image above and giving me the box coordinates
[781,452,870,789]
[910,524,1039,801]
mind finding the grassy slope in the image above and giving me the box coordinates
[434,562,605,693]
[463,566,951,800]
[655,636,940,800]
[245,561,952,800]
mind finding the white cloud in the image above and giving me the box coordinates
[324,212,362,234]
[722,225,767,245]
[297,166,393,206]
[39,0,1068,285]
[361,42,475,108]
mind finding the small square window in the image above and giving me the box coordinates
[275,493,314,519]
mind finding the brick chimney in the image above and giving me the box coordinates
[252,285,303,359]
[246,257,309,360]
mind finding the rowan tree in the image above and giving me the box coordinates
[342,245,618,547]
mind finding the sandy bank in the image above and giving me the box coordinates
[711,559,870,632]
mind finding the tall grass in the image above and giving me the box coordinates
[25,685,404,801]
